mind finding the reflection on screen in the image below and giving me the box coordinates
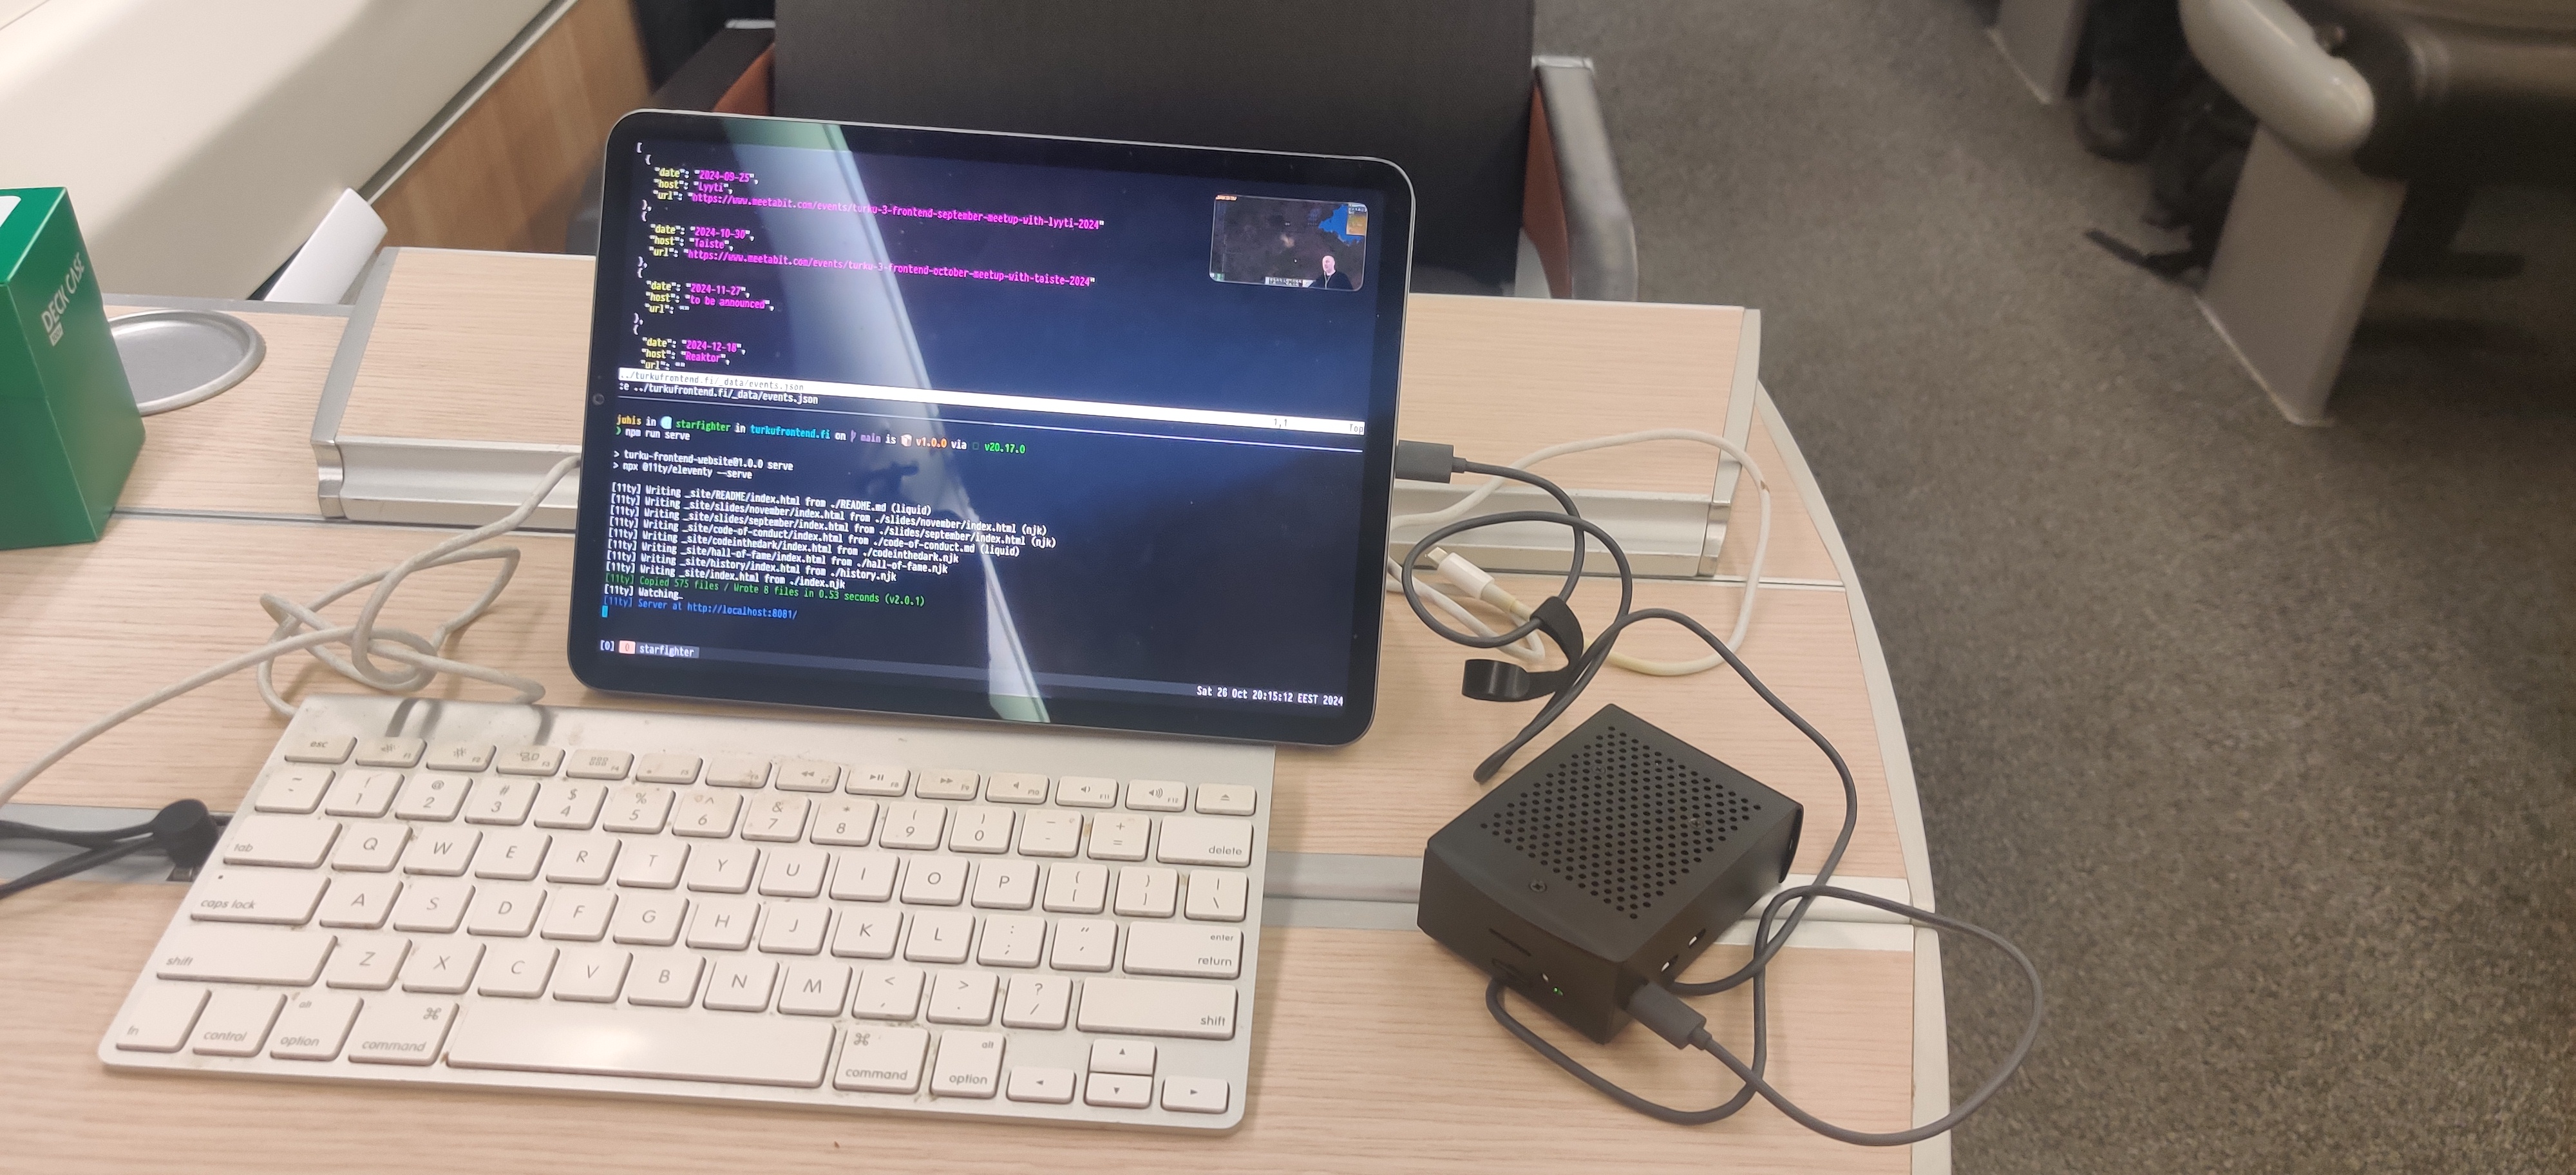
[596,133,1385,721]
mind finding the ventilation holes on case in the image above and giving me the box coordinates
[1477,721,1756,919]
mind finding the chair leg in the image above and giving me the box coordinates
[2197,126,2407,425]
[1992,0,2088,103]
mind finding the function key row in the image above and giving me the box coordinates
[276,740,1255,816]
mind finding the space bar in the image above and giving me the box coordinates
[444,1003,834,1088]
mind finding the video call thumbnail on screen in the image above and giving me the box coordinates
[1209,195,1368,291]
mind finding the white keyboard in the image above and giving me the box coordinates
[100,695,1273,1131]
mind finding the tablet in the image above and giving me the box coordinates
[567,110,1412,746]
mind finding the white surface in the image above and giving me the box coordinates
[2182,0,2375,158]
[0,0,547,297]
[266,188,384,302]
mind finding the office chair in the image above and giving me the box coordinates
[569,1,1638,300]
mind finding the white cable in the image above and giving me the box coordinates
[0,456,581,810]
[1382,557,1547,663]
[1388,428,1773,663]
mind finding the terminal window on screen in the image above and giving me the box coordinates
[598,139,1385,721]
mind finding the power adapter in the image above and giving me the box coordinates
[1417,705,1803,1043]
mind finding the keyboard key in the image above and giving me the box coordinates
[900,857,969,906]
[471,830,551,881]
[682,845,760,893]
[775,759,841,792]
[672,791,744,837]
[464,885,545,937]
[1057,776,1117,808]
[757,846,829,897]
[1090,1038,1155,1076]
[1184,870,1250,922]
[986,772,1048,803]
[1042,863,1108,914]
[1077,977,1238,1040]
[1018,810,1081,857]
[355,738,425,769]
[741,796,811,842]
[532,781,609,830]
[283,734,355,764]
[538,890,616,941]
[930,1030,1005,1098]
[601,786,674,834]
[904,910,975,964]
[777,962,852,1016]
[565,749,634,780]
[704,957,777,1011]
[705,755,771,788]
[1125,780,1188,812]
[685,897,759,950]
[153,925,334,985]
[919,769,980,800]
[1123,923,1243,979]
[828,851,898,901]
[880,803,946,850]
[600,893,688,956]
[497,745,565,777]
[344,996,454,1066]
[424,741,495,772]
[221,816,339,868]
[1000,975,1070,1029]
[392,773,468,821]
[949,807,1014,854]
[627,951,704,1006]
[390,878,473,933]
[757,901,831,955]
[322,771,402,819]
[397,939,483,995]
[812,798,878,846]
[322,933,408,989]
[111,986,207,1052]
[448,1001,831,1087]
[1194,784,1257,816]
[1113,866,1178,918]
[1048,919,1116,971]
[1084,1073,1150,1108]
[187,867,329,926]
[541,834,620,884]
[1162,1076,1231,1114]
[1007,1066,1076,1103]
[267,991,363,1060]
[1155,816,1255,867]
[851,966,925,1019]
[400,828,480,877]
[253,767,332,814]
[834,1024,929,1092]
[477,942,557,998]
[613,841,688,889]
[463,778,540,826]
[317,875,401,930]
[829,910,902,959]
[848,765,909,797]
[926,971,997,1024]
[636,752,701,784]
[976,914,1045,968]
[329,823,411,874]
[971,859,1039,910]
[550,948,631,1002]
[1088,814,1150,861]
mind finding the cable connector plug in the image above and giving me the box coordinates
[1625,981,1709,1050]
[1392,440,1458,484]
[147,799,222,872]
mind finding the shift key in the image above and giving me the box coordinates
[154,925,336,986]
[1075,977,1236,1039]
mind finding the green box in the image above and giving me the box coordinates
[0,187,140,549]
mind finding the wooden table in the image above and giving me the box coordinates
[0,254,1947,1174]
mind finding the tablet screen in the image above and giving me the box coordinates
[568,113,1411,745]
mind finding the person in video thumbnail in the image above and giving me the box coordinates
[1318,253,1354,290]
